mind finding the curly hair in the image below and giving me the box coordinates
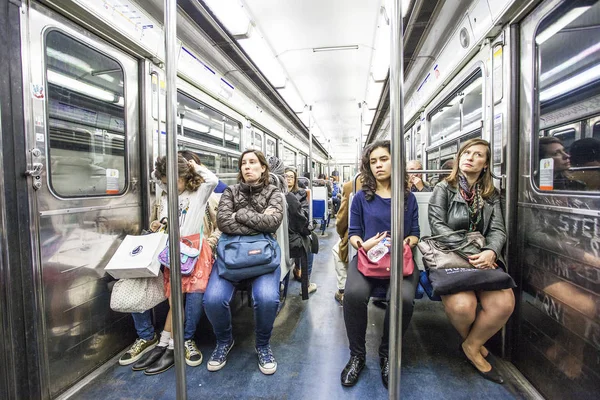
[153,154,205,192]
[360,140,410,203]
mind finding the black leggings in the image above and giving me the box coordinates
[343,256,419,358]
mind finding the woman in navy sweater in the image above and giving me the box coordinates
[341,140,420,389]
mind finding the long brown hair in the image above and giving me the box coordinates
[237,149,270,187]
[360,140,410,201]
[154,154,204,192]
[446,138,495,198]
[285,167,299,192]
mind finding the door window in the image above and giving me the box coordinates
[45,30,126,197]
[535,1,600,192]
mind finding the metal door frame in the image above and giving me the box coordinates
[21,2,142,397]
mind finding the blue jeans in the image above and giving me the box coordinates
[307,251,314,278]
[203,265,280,348]
[131,292,204,341]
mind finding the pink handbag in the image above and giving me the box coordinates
[357,243,415,279]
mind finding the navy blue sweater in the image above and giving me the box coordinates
[349,190,420,242]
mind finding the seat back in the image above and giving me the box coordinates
[412,191,434,271]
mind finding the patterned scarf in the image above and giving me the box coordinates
[458,174,484,231]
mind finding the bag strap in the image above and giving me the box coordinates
[421,229,467,242]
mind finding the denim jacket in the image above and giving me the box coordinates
[428,181,506,266]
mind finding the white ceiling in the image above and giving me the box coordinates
[241,0,383,162]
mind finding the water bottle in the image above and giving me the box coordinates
[367,237,390,262]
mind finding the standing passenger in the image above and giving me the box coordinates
[284,166,317,294]
[341,141,420,388]
[428,138,515,384]
[203,150,284,375]
[122,155,218,374]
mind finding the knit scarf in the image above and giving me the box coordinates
[458,174,484,231]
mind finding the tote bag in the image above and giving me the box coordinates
[110,272,167,313]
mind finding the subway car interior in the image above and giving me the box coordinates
[0,0,599,399]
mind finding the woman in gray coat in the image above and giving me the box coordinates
[428,138,514,384]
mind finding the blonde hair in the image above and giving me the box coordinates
[446,138,495,198]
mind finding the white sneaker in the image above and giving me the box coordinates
[256,345,277,375]
[300,282,318,295]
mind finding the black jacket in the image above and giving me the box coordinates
[428,181,506,266]
[217,182,283,235]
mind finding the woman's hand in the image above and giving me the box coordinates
[468,250,498,269]
[362,232,388,252]
[404,236,418,249]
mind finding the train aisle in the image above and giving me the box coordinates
[69,221,533,400]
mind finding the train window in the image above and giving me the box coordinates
[251,127,264,152]
[593,122,600,139]
[45,30,126,197]
[177,92,241,151]
[461,76,483,127]
[283,146,296,169]
[265,136,277,158]
[430,101,460,143]
[535,1,600,192]
[429,70,483,145]
[300,154,308,176]
[405,132,411,160]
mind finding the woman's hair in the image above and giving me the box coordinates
[446,138,495,198]
[154,154,204,192]
[360,140,410,201]
[237,149,270,187]
[285,167,299,192]
[178,150,202,165]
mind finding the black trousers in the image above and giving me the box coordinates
[343,255,419,358]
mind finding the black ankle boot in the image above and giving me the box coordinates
[380,357,389,388]
[144,348,174,375]
[341,355,365,387]
[132,346,166,371]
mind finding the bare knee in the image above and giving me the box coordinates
[443,294,477,320]
[481,289,515,318]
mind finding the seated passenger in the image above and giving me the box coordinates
[119,154,218,374]
[569,137,600,191]
[407,160,432,192]
[203,150,284,375]
[539,136,585,190]
[428,138,514,384]
[341,140,420,389]
[284,166,317,294]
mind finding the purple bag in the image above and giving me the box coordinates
[158,235,199,276]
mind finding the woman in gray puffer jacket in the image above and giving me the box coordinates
[203,149,284,376]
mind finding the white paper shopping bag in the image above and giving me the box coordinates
[105,232,168,279]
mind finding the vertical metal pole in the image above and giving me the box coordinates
[164,0,187,398]
[357,102,362,174]
[308,105,313,223]
[388,0,404,399]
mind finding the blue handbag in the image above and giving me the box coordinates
[216,233,280,282]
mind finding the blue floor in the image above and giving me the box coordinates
[73,221,530,400]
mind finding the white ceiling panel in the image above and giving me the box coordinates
[241,0,383,159]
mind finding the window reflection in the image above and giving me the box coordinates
[45,30,126,197]
[535,0,600,193]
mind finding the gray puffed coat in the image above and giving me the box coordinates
[217,182,284,235]
[428,180,507,267]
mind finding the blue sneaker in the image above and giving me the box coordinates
[207,340,234,371]
[256,345,277,375]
